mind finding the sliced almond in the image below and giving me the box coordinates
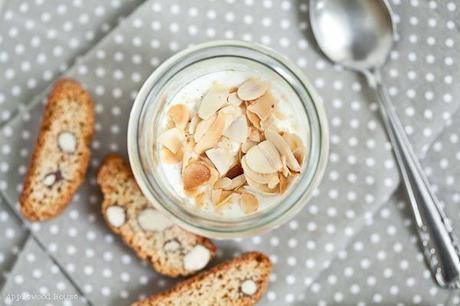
[183,161,211,190]
[223,115,248,143]
[279,173,288,193]
[237,78,269,101]
[205,147,234,177]
[226,163,244,179]
[241,279,258,295]
[211,188,223,205]
[208,166,220,186]
[248,127,261,142]
[265,129,301,172]
[267,175,279,189]
[182,146,197,173]
[247,92,276,121]
[187,114,199,135]
[224,174,246,191]
[241,156,278,185]
[241,139,257,154]
[245,176,278,194]
[215,190,233,212]
[215,177,233,189]
[258,140,282,171]
[194,112,226,154]
[106,206,126,228]
[198,83,228,119]
[194,192,206,208]
[281,155,290,177]
[282,132,306,166]
[194,115,216,143]
[227,92,242,106]
[245,145,277,174]
[158,128,184,154]
[137,208,173,232]
[58,132,77,153]
[240,192,259,214]
[167,104,190,130]
[161,147,183,164]
[183,245,211,272]
[246,109,262,130]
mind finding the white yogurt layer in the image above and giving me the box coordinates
[158,69,308,218]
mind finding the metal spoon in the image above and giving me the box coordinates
[309,0,460,288]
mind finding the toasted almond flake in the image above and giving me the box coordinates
[161,146,183,164]
[215,191,233,212]
[258,140,282,171]
[205,147,234,176]
[188,114,199,134]
[237,78,269,101]
[246,109,262,130]
[240,192,259,214]
[282,132,306,166]
[198,83,228,119]
[281,155,290,177]
[241,139,257,153]
[226,163,244,179]
[279,173,288,193]
[211,189,223,205]
[223,115,248,143]
[194,192,206,208]
[294,149,304,166]
[282,132,303,151]
[183,161,211,190]
[184,189,199,198]
[265,129,301,172]
[227,92,242,106]
[158,128,184,154]
[194,115,216,142]
[208,167,220,186]
[229,86,238,93]
[241,156,278,184]
[248,127,261,142]
[215,177,232,189]
[219,104,241,118]
[168,104,190,129]
[224,174,246,190]
[245,145,277,174]
[245,176,278,194]
[247,92,276,121]
[267,175,279,189]
[182,137,197,165]
[194,112,226,154]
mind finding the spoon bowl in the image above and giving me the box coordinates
[310,0,394,71]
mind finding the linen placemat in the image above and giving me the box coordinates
[0,0,459,305]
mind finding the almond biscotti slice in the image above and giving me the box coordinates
[20,79,94,222]
[97,154,217,277]
[133,252,272,306]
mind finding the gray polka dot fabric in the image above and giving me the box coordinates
[0,0,459,305]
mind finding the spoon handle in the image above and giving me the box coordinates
[367,69,460,288]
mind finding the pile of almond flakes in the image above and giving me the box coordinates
[158,78,306,215]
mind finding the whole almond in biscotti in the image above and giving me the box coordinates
[19,79,95,222]
[132,252,272,306]
[97,154,217,277]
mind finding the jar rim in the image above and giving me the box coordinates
[128,40,329,239]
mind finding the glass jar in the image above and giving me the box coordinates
[128,40,329,239]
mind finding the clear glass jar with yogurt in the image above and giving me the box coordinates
[128,41,329,239]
